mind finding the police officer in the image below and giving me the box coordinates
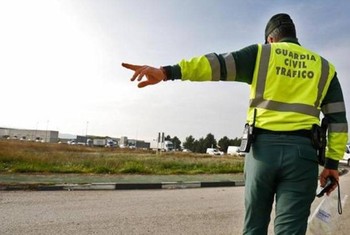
[122,13,348,235]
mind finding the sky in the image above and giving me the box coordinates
[1,0,349,143]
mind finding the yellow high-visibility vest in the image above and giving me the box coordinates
[247,43,335,131]
[176,42,347,161]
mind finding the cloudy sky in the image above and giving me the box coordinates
[1,0,349,143]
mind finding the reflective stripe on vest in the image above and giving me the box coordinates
[250,44,330,118]
[205,53,221,81]
[205,53,237,81]
[321,101,346,114]
[222,53,236,81]
[315,58,330,107]
[329,123,349,133]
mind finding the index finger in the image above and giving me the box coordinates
[122,63,142,71]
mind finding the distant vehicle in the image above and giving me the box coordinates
[68,139,85,145]
[86,139,93,147]
[67,140,76,145]
[35,137,44,143]
[339,144,350,166]
[150,140,174,152]
[93,139,106,147]
[206,148,224,156]
[227,146,245,157]
[105,139,117,148]
[164,140,174,151]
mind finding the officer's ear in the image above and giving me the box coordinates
[267,36,275,44]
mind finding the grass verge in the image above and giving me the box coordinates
[0,140,244,175]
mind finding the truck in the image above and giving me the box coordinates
[164,140,174,151]
[150,140,174,152]
[93,138,106,147]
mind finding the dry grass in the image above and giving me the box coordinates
[0,140,244,175]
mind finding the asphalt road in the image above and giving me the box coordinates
[0,187,245,235]
[1,168,349,235]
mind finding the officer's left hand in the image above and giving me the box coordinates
[319,168,339,196]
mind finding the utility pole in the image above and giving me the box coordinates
[85,121,89,136]
[45,120,49,142]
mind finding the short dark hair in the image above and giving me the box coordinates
[265,13,296,43]
[268,24,297,41]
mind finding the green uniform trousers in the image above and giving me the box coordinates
[243,134,319,235]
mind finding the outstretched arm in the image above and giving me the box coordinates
[122,63,166,88]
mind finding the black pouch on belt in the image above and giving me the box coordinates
[311,118,328,166]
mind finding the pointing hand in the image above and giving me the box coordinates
[122,63,166,88]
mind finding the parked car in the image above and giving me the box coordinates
[206,148,224,156]
[67,140,76,145]
[339,144,350,166]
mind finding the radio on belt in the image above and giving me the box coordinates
[239,109,257,153]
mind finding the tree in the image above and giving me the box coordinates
[171,136,181,150]
[183,133,241,153]
[231,137,241,146]
[218,136,231,152]
[203,133,217,149]
[191,134,217,153]
[218,136,242,153]
[183,135,195,151]
[195,137,206,153]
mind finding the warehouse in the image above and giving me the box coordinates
[0,127,59,143]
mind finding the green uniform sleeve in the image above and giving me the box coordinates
[321,74,348,169]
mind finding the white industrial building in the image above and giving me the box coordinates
[0,127,59,143]
[0,127,151,149]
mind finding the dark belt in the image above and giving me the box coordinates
[254,127,311,139]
